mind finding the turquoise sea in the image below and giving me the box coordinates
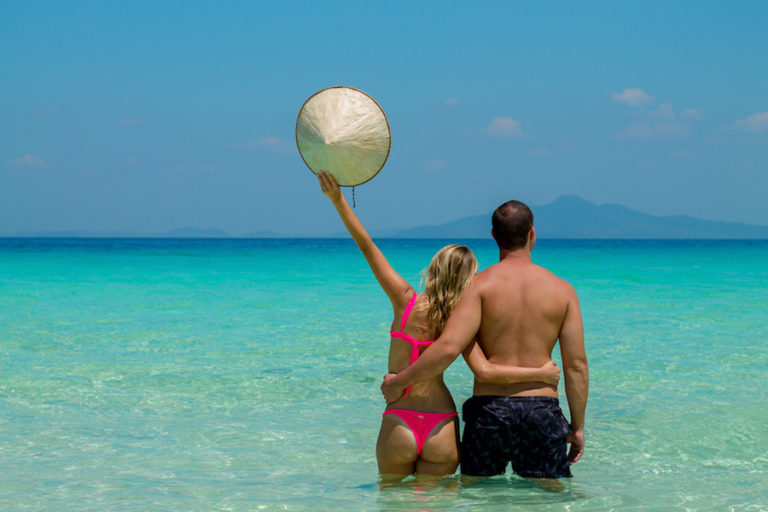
[1,238,767,511]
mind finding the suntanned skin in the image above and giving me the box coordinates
[316,172,561,478]
[381,226,589,465]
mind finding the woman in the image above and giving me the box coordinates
[317,172,559,478]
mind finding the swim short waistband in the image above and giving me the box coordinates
[471,395,559,404]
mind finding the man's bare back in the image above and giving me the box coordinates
[471,255,576,398]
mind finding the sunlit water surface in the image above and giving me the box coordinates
[1,238,766,511]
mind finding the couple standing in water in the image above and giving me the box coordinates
[317,171,588,480]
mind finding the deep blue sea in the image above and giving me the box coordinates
[1,238,767,511]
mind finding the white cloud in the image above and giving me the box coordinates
[243,136,292,154]
[615,101,703,141]
[486,117,528,138]
[650,103,675,120]
[611,88,654,107]
[655,123,690,138]
[121,117,144,126]
[734,112,768,132]
[444,97,459,107]
[421,159,447,170]
[10,153,45,167]
[681,108,705,120]
[616,124,653,139]
[615,123,690,140]
[254,136,288,147]
[645,103,704,122]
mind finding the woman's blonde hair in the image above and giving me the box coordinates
[415,244,478,334]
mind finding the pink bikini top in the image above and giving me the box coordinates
[390,293,434,399]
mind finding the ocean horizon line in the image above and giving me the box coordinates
[3,236,768,242]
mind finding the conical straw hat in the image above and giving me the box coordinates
[296,86,391,187]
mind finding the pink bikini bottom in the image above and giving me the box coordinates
[382,409,458,455]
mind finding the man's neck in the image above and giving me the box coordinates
[498,247,532,263]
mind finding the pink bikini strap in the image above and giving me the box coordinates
[404,338,433,400]
[408,339,432,364]
[400,293,418,330]
[391,292,433,400]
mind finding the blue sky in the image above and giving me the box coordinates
[2,1,767,235]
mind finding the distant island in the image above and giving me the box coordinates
[386,195,768,239]
[4,196,768,239]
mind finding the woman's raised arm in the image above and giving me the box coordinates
[462,340,561,386]
[318,171,412,308]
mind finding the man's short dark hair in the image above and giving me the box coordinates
[492,200,534,250]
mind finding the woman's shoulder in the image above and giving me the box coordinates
[390,287,417,312]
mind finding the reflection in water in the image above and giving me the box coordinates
[376,476,460,511]
[376,474,588,511]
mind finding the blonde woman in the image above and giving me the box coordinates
[317,172,559,478]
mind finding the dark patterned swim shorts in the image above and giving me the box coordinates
[460,396,573,478]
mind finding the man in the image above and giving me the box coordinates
[381,200,588,478]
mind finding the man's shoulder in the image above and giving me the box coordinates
[536,264,574,289]
[479,261,577,297]
[535,265,577,297]
[474,263,506,284]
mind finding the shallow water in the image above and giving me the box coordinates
[1,238,767,511]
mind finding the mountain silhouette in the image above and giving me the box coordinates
[388,196,768,239]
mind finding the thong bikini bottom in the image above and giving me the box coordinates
[382,409,458,455]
